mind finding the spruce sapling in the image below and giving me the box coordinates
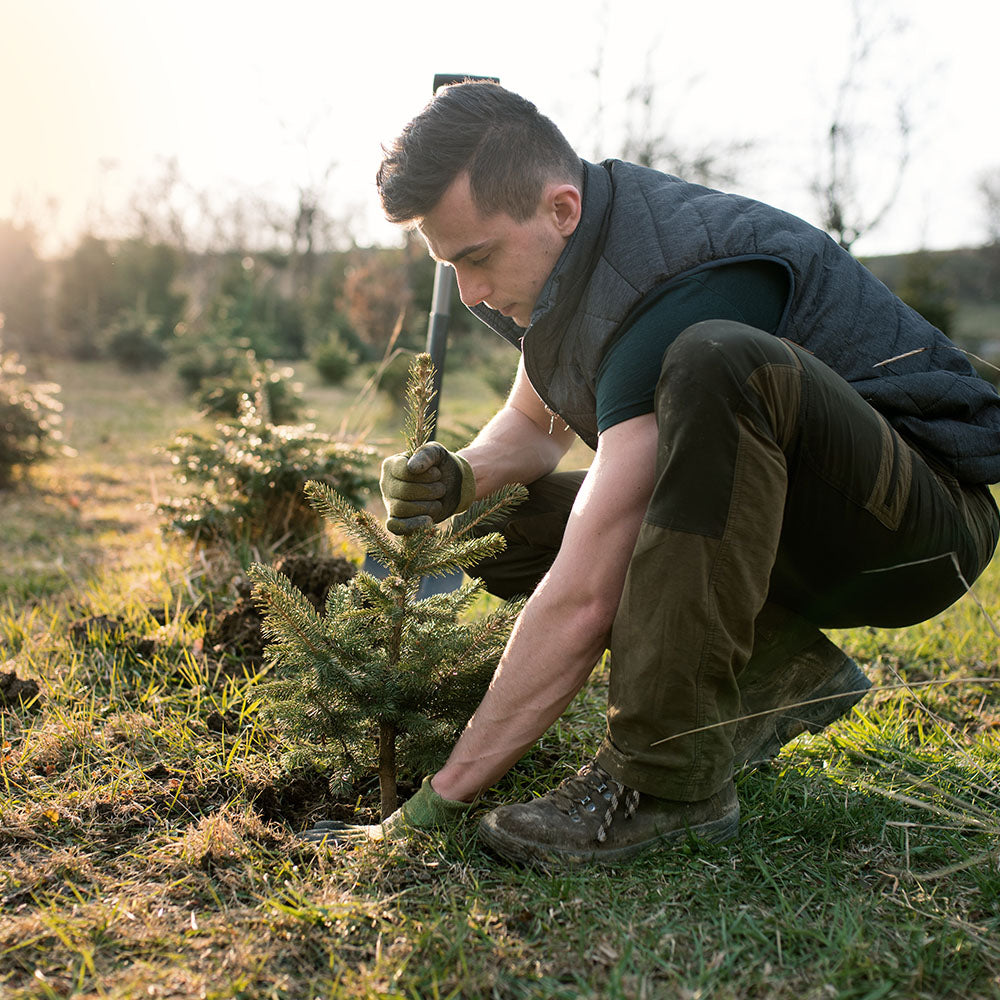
[250,354,526,819]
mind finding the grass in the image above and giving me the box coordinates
[1,356,999,999]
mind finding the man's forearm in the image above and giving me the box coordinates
[458,402,574,497]
[431,571,613,802]
[432,413,659,803]
[456,358,576,497]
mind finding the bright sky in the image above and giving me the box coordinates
[2,0,999,257]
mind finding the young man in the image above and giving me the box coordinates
[302,82,1000,865]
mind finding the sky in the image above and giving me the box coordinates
[2,0,999,258]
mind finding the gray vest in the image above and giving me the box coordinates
[473,160,1000,484]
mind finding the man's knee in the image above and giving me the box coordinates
[658,321,804,431]
[662,320,789,382]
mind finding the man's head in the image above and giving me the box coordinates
[377,82,584,327]
[376,81,583,226]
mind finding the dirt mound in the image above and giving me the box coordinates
[0,668,41,710]
[205,554,356,668]
[272,553,356,610]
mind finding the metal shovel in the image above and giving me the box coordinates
[365,73,499,598]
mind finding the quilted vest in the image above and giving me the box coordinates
[471,160,1000,484]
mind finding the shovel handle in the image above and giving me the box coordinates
[423,74,500,433]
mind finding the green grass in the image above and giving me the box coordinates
[1,358,999,998]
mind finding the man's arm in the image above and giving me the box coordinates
[458,356,577,495]
[432,410,659,802]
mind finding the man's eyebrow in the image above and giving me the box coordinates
[437,241,491,265]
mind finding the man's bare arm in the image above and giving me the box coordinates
[457,356,577,496]
[432,412,659,802]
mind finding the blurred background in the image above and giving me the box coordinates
[2,0,998,384]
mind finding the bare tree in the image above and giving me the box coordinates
[978,167,1000,296]
[621,72,752,188]
[584,35,752,190]
[811,0,917,253]
[979,168,1000,247]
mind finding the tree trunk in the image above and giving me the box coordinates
[378,718,398,820]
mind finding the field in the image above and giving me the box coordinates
[1,354,999,999]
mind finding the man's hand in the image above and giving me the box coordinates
[380,442,476,535]
[297,777,472,846]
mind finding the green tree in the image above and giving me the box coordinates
[339,247,414,358]
[250,354,526,818]
[208,255,306,360]
[896,250,956,337]
[55,235,123,359]
[159,378,373,555]
[0,340,64,486]
[113,239,187,340]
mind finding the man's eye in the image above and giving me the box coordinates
[470,253,491,267]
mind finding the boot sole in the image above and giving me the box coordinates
[735,655,871,769]
[477,806,739,867]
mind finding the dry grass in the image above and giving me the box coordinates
[1,357,999,999]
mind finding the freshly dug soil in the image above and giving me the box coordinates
[205,554,356,668]
[272,553,356,611]
[0,668,41,709]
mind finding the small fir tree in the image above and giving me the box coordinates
[250,354,526,818]
[159,376,375,554]
[0,340,65,487]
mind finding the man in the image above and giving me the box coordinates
[303,82,1000,865]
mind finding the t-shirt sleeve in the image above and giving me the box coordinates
[595,259,790,433]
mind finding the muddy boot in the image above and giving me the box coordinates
[732,610,871,769]
[478,761,738,866]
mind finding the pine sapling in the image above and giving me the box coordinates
[250,354,526,818]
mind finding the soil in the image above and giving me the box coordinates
[0,668,41,709]
[62,556,357,676]
[272,553,357,610]
[204,554,356,670]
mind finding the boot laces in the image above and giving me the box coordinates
[550,762,640,843]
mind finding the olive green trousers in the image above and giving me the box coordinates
[471,321,999,800]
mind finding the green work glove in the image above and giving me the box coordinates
[379,442,476,536]
[297,777,473,846]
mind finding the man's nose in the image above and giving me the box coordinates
[454,267,490,308]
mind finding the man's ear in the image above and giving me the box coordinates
[545,183,582,236]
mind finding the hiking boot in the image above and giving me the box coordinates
[478,761,738,866]
[732,633,871,769]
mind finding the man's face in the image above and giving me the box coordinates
[417,172,580,329]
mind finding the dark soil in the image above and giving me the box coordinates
[272,553,356,610]
[205,554,356,669]
[0,668,41,709]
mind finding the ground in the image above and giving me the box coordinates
[1,358,999,999]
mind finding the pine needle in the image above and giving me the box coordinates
[402,352,438,454]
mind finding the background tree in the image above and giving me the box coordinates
[620,71,751,188]
[160,376,375,557]
[339,248,414,359]
[0,341,64,486]
[979,167,1000,295]
[55,235,123,359]
[581,28,751,190]
[896,250,956,336]
[0,222,47,354]
[811,0,918,253]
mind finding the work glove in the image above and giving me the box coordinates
[379,442,476,535]
[297,777,473,846]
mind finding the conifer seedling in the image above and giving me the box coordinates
[250,354,526,818]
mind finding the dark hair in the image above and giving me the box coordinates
[376,82,582,225]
